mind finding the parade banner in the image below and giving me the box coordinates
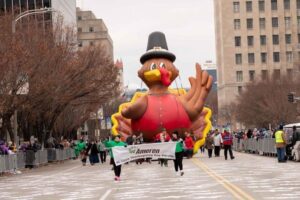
[112,142,177,166]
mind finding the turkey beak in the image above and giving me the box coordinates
[144,69,161,82]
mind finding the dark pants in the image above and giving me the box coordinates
[186,149,193,158]
[224,145,234,160]
[208,149,213,158]
[159,159,168,166]
[112,158,122,177]
[214,146,221,157]
[277,147,286,162]
[173,152,183,172]
[100,151,106,163]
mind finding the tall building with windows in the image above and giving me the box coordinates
[214,0,300,122]
[0,0,76,26]
[76,8,113,56]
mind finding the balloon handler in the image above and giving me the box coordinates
[112,31,213,154]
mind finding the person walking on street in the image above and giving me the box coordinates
[158,128,170,167]
[87,140,99,165]
[172,132,184,176]
[213,129,223,157]
[77,139,86,166]
[205,132,214,158]
[98,139,107,164]
[274,125,287,163]
[105,135,127,181]
[222,130,235,160]
[184,132,194,158]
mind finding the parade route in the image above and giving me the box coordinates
[0,152,299,200]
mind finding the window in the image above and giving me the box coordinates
[286,51,293,62]
[273,69,280,79]
[235,36,241,47]
[236,71,243,82]
[260,35,267,45]
[271,0,277,10]
[247,18,253,29]
[89,27,94,32]
[261,53,267,63]
[78,27,82,32]
[248,53,255,64]
[77,16,82,20]
[234,19,241,30]
[298,0,300,9]
[273,52,280,62]
[249,71,255,81]
[284,0,290,10]
[246,1,252,12]
[273,35,279,45]
[248,36,254,46]
[259,0,265,12]
[236,54,242,64]
[285,34,291,44]
[261,70,268,80]
[90,41,94,46]
[78,42,82,47]
[233,2,240,13]
[285,17,291,29]
[272,17,278,28]
[238,86,243,94]
[259,18,266,29]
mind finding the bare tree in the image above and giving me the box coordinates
[235,76,299,128]
[0,14,120,141]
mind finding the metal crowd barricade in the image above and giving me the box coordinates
[17,152,25,169]
[0,155,6,173]
[47,148,56,162]
[233,137,277,157]
[35,150,48,166]
[25,150,36,167]
[1,148,75,174]
[55,149,65,161]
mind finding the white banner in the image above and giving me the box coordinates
[112,142,177,166]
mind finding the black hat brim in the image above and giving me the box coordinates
[140,51,176,64]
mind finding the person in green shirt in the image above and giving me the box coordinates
[105,135,127,181]
[76,139,87,166]
[172,131,184,176]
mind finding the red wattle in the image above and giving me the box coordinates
[159,68,171,86]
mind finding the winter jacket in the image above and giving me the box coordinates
[184,136,194,149]
[105,140,126,158]
[213,133,223,146]
[205,135,214,149]
[222,131,233,146]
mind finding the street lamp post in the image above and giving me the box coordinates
[12,7,56,148]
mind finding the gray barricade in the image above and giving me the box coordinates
[233,138,276,156]
[47,148,56,162]
[1,148,74,174]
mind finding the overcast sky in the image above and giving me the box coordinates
[77,0,215,89]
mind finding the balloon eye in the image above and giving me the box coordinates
[150,63,157,70]
[160,62,166,68]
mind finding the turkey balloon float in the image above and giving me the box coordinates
[112,31,213,153]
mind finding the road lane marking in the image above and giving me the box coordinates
[99,189,112,200]
[192,158,255,200]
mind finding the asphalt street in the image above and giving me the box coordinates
[0,151,299,200]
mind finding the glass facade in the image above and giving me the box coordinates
[0,0,52,13]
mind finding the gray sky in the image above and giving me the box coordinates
[78,0,215,89]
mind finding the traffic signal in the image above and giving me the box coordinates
[288,93,294,103]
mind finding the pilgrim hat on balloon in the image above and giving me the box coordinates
[140,31,176,64]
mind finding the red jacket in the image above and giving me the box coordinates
[184,136,194,149]
[222,131,233,145]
